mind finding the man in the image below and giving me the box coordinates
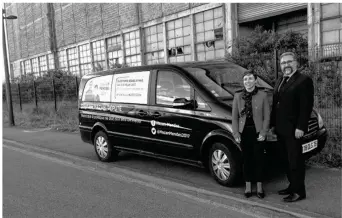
[270,52,314,202]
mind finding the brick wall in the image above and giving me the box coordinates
[102,3,120,34]
[54,5,64,48]
[42,16,50,51]
[87,3,103,39]
[74,4,88,42]
[62,5,76,45]
[33,3,42,21]
[119,3,139,28]
[161,3,190,16]
[141,3,163,22]
[19,28,28,58]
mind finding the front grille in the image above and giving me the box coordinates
[304,117,319,138]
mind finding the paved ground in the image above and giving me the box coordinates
[2,126,342,218]
[3,146,257,218]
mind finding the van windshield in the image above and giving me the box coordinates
[185,66,273,100]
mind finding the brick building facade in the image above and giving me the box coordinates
[4,3,342,79]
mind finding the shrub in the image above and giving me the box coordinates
[227,26,308,85]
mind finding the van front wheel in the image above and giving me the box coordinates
[94,131,117,162]
[209,142,241,186]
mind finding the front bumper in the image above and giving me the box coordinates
[264,127,328,160]
[303,127,328,159]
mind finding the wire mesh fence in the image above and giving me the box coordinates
[3,76,79,113]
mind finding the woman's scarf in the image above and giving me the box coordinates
[240,87,258,118]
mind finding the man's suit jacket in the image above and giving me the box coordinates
[270,71,314,136]
[232,89,270,138]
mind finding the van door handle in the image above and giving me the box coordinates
[152,112,161,118]
[137,110,148,117]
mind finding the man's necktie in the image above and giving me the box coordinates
[278,76,289,92]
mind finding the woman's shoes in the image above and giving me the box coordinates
[257,191,265,199]
[244,191,252,198]
[244,191,265,198]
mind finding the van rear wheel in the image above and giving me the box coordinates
[209,142,241,186]
[94,131,117,162]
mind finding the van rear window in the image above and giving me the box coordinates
[82,75,113,102]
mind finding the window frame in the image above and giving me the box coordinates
[91,39,106,70]
[107,35,123,68]
[166,16,192,63]
[124,30,142,67]
[67,47,79,76]
[144,24,165,65]
[39,55,47,75]
[31,57,39,77]
[79,43,92,76]
[194,6,225,61]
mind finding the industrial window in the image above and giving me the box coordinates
[20,61,25,75]
[124,30,141,67]
[58,50,67,71]
[79,43,92,76]
[92,40,106,70]
[39,56,47,74]
[320,3,341,57]
[107,35,123,68]
[48,53,55,70]
[32,58,39,77]
[67,47,79,76]
[24,60,31,74]
[195,7,225,61]
[166,16,192,63]
[145,24,165,65]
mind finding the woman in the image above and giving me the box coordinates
[232,70,270,199]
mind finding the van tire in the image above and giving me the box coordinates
[208,142,241,187]
[94,131,117,162]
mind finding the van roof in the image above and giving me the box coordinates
[85,60,247,77]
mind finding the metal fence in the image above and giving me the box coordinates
[4,76,79,112]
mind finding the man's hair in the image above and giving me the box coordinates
[243,69,258,80]
[280,52,297,61]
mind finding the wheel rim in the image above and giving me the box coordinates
[96,136,108,159]
[212,149,231,181]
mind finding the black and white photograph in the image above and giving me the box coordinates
[2,1,341,218]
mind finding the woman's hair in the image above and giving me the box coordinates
[243,70,258,80]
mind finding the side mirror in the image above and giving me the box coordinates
[172,98,195,109]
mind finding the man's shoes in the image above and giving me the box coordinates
[244,191,252,198]
[283,193,306,202]
[278,188,291,195]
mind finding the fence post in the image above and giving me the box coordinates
[52,77,57,112]
[18,83,22,112]
[33,81,38,108]
[75,76,79,98]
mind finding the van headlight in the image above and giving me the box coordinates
[317,112,324,128]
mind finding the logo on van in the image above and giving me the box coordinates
[151,128,156,135]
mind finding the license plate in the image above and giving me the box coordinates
[302,140,318,153]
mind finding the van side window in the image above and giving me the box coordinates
[82,75,113,102]
[156,71,191,106]
[111,71,150,104]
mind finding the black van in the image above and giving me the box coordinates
[78,61,327,186]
